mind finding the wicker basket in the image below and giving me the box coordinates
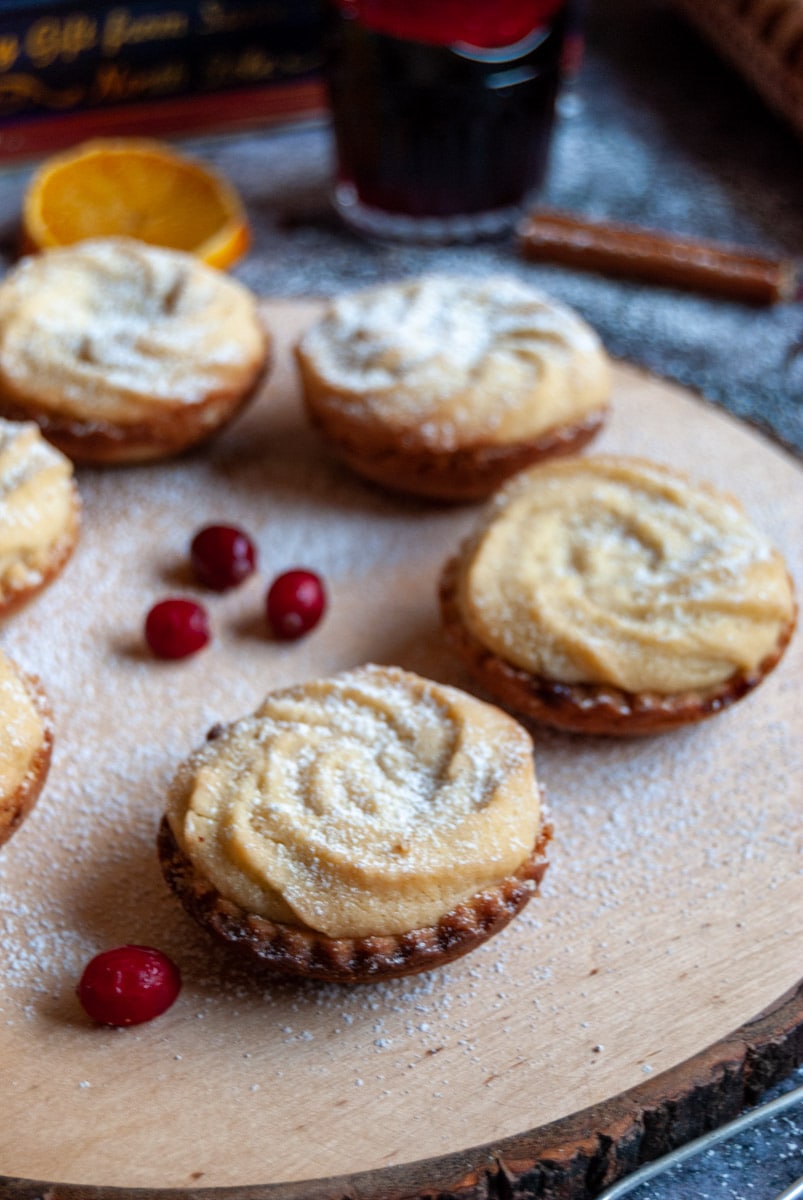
[671,0,803,137]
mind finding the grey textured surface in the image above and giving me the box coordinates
[624,1069,803,1200]
[2,4,799,453]
[0,0,799,1195]
[210,0,801,453]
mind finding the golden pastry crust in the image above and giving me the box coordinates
[440,457,797,736]
[0,238,270,465]
[296,275,610,501]
[441,554,797,736]
[157,816,551,983]
[0,419,81,618]
[306,405,606,503]
[0,655,53,847]
[160,664,550,981]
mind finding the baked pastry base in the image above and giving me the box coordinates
[0,360,270,466]
[157,814,552,984]
[0,300,800,1190]
[0,669,53,847]
[0,481,81,618]
[440,555,798,736]
[306,406,607,502]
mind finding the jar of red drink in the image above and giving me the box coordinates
[324,0,569,241]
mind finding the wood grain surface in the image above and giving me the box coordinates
[0,300,800,1198]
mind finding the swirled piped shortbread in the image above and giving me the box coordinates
[158,664,551,982]
[0,237,270,464]
[0,649,53,846]
[0,418,80,617]
[440,457,796,735]
[296,275,610,500]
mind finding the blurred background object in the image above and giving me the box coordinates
[324,0,569,242]
[0,0,325,162]
[669,0,803,139]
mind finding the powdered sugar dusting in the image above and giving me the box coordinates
[0,305,799,1189]
[0,238,265,421]
[462,456,794,692]
[300,274,603,399]
[168,664,537,936]
[0,418,75,593]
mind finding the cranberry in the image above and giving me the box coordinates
[145,598,210,659]
[190,524,257,591]
[266,569,327,640]
[77,945,181,1027]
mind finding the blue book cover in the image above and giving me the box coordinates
[0,0,323,119]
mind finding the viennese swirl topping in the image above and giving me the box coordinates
[0,652,46,799]
[0,419,76,594]
[166,665,541,938]
[297,275,610,449]
[0,238,266,426]
[455,457,795,694]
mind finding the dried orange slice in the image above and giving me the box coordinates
[21,138,250,270]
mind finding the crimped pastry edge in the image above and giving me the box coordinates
[0,478,81,618]
[303,400,607,501]
[157,813,552,984]
[439,553,798,736]
[0,666,53,847]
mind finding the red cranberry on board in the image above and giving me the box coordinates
[190,525,257,591]
[266,569,327,640]
[77,945,181,1027]
[145,598,210,659]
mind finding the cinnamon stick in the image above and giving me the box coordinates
[518,209,798,305]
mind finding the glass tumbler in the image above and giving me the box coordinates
[324,0,569,242]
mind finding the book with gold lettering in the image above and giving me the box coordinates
[0,0,326,161]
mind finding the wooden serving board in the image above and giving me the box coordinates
[0,300,800,1199]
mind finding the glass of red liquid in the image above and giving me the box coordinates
[324,0,569,241]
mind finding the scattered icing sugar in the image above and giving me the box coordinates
[0,239,265,415]
[169,664,538,936]
[299,274,602,401]
[0,419,74,592]
[462,458,794,693]
[0,270,798,1187]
